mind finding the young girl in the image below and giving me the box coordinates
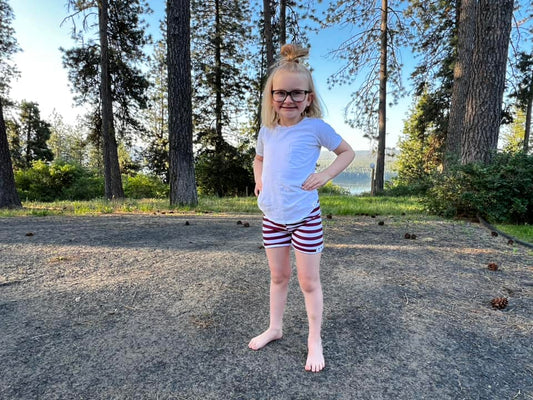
[248,44,355,372]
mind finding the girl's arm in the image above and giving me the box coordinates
[253,155,264,196]
[302,140,355,191]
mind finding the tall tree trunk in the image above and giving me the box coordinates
[25,106,33,168]
[263,0,274,68]
[524,77,532,153]
[461,0,513,164]
[0,100,22,208]
[214,0,223,151]
[98,0,124,199]
[167,0,198,206]
[373,0,387,194]
[279,0,286,46]
[445,0,476,169]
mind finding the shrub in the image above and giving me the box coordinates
[424,152,533,223]
[123,174,168,199]
[319,181,349,195]
[15,161,56,201]
[62,175,104,200]
[15,161,104,201]
[195,143,254,197]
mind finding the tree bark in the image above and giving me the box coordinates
[214,0,223,150]
[0,100,22,208]
[461,0,513,164]
[445,0,476,169]
[524,77,532,154]
[279,0,286,46]
[98,0,124,199]
[263,0,275,68]
[167,0,198,206]
[373,0,387,194]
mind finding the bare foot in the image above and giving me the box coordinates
[305,339,325,372]
[248,328,282,350]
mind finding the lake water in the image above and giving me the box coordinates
[332,171,397,195]
[334,180,371,195]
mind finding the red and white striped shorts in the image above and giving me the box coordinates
[262,205,324,254]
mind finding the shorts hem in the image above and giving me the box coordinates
[293,244,324,255]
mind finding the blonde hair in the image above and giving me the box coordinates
[261,44,323,128]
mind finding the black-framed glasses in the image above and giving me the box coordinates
[271,90,311,102]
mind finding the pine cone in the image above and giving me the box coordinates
[404,233,411,239]
[491,297,508,310]
[491,231,499,237]
[487,262,498,271]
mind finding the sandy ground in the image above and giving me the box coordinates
[0,213,532,399]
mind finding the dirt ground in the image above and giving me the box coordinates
[0,213,532,400]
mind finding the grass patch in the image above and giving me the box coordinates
[320,194,426,216]
[0,194,426,218]
[494,224,533,244]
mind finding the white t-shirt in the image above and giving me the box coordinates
[255,117,343,224]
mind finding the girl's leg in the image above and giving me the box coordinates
[295,251,325,372]
[248,246,292,350]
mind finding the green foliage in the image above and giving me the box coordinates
[318,181,349,195]
[195,143,254,197]
[9,101,54,168]
[387,91,446,196]
[123,174,169,199]
[14,161,174,202]
[501,107,529,154]
[0,0,20,97]
[15,161,104,201]
[424,152,533,223]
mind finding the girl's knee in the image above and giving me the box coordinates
[298,277,321,294]
[271,270,291,285]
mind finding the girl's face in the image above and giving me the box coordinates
[271,72,313,126]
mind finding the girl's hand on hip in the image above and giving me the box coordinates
[302,172,331,191]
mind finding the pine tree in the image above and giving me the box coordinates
[18,101,54,168]
[190,0,255,196]
[322,0,408,193]
[461,0,514,164]
[0,0,21,208]
[62,0,151,199]
[167,0,198,205]
[143,31,169,183]
[510,52,533,154]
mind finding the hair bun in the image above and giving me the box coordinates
[279,43,309,63]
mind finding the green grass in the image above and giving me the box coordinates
[319,194,425,216]
[494,224,533,244]
[0,194,424,218]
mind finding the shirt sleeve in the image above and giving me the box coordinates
[255,127,265,157]
[316,120,343,151]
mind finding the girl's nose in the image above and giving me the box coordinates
[282,96,295,104]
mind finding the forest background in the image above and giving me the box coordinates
[0,0,532,226]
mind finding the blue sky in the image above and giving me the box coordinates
[9,0,412,151]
